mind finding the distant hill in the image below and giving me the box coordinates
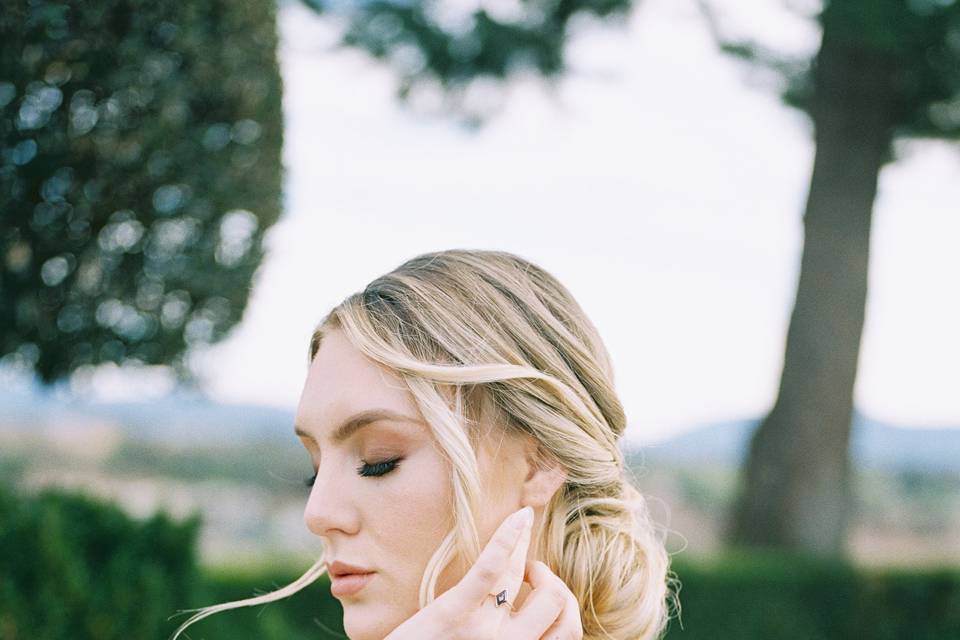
[0,386,295,446]
[636,411,960,473]
[3,387,958,471]
[85,395,295,445]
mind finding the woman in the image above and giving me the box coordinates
[172,249,678,640]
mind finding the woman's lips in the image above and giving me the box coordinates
[330,571,376,597]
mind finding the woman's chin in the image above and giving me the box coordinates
[342,605,398,640]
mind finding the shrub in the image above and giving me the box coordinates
[184,550,960,640]
[0,485,201,640]
[665,551,960,639]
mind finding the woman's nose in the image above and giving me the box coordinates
[303,464,358,536]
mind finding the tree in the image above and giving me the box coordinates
[301,0,634,124]
[303,0,960,556]
[0,0,284,384]
[703,0,960,556]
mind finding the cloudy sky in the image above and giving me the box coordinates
[86,0,960,446]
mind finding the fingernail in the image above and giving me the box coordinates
[517,506,533,528]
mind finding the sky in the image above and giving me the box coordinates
[63,0,960,446]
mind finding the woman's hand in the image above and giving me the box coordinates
[508,559,583,640]
[384,506,583,640]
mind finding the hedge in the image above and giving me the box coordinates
[0,486,200,640]
[2,485,957,639]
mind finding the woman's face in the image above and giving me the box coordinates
[295,328,533,640]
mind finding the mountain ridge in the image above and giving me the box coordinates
[2,388,957,472]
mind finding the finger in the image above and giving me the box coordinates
[536,569,582,640]
[454,506,534,606]
[487,506,533,610]
[500,507,533,596]
[503,561,575,640]
[477,509,533,630]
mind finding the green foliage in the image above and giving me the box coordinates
[702,0,960,139]
[312,0,960,137]
[184,566,344,640]
[0,454,29,486]
[666,551,960,639]
[175,552,960,640]
[0,485,201,640]
[305,0,632,120]
[0,0,284,383]
[819,0,960,139]
[1,486,956,640]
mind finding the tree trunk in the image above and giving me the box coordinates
[727,20,897,556]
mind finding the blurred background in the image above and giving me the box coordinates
[2,0,959,638]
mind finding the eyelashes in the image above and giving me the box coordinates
[357,456,403,478]
[303,456,403,487]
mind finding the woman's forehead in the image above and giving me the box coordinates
[297,331,420,432]
[294,406,427,445]
[297,378,418,434]
[308,329,407,388]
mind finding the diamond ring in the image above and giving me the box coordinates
[491,589,516,611]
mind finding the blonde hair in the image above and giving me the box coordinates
[171,248,679,640]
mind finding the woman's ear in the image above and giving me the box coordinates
[520,439,567,508]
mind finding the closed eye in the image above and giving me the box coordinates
[357,456,402,477]
[304,456,403,487]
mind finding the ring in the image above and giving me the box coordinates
[491,589,516,611]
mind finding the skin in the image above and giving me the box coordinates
[295,328,566,640]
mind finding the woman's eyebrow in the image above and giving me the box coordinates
[294,408,424,444]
